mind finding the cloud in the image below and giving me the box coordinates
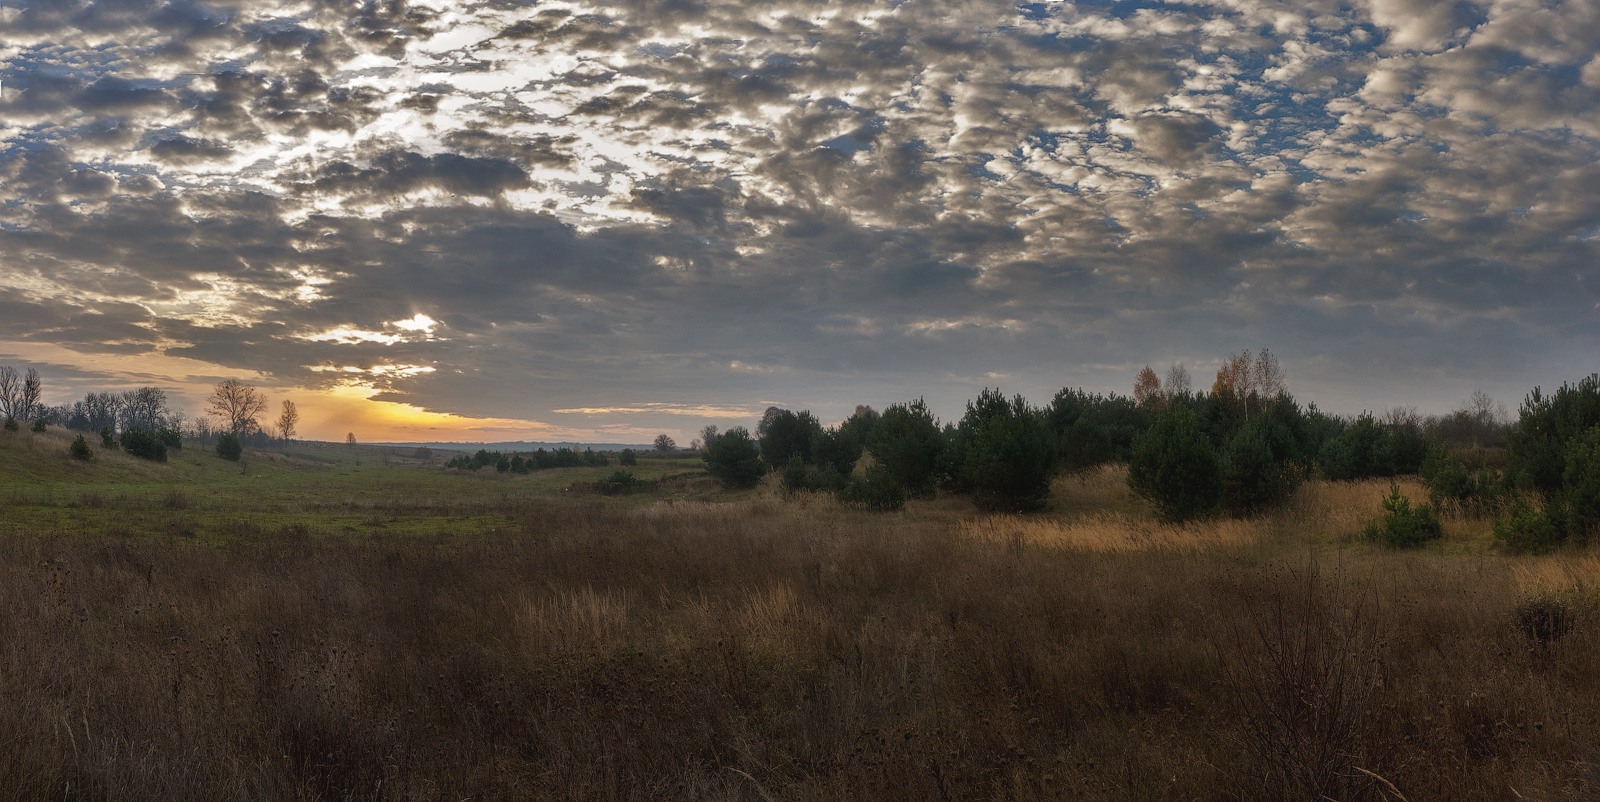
[0,0,1595,440]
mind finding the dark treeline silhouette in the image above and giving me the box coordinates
[445,446,613,473]
[695,352,1593,555]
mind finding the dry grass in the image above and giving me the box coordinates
[0,479,1597,800]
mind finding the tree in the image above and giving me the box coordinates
[759,409,821,468]
[959,391,1055,512]
[119,387,174,434]
[867,398,945,499]
[1134,366,1164,409]
[19,369,41,421]
[619,448,638,466]
[1165,364,1193,398]
[1221,416,1303,515]
[216,432,243,461]
[1319,414,1397,481]
[276,400,300,443]
[653,433,677,452]
[1129,406,1222,523]
[69,434,93,461]
[702,427,766,488]
[346,432,357,447]
[208,379,267,436]
[0,366,19,420]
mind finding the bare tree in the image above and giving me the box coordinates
[654,433,677,452]
[208,379,268,436]
[0,366,19,420]
[1213,350,1253,399]
[276,400,300,443]
[19,369,41,421]
[1252,348,1287,398]
[1165,364,1192,398]
[119,387,173,432]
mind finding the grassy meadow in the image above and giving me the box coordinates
[0,425,1596,800]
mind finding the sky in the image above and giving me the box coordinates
[0,0,1596,443]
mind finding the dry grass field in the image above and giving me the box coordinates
[0,427,1596,800]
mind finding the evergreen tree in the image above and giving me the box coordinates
[1129,406,1222,522]
[702,427,767,489]
[866,399,944,498]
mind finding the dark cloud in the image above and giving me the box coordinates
[0,0,1595,436]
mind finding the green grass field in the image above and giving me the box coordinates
[1,425,1597,800]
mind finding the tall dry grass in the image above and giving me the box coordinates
[0,493,1594,800]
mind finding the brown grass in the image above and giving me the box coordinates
[0,485,1596,800]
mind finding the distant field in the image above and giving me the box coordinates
[0,425,1595,800]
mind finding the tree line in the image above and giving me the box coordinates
[697,350,1598,553]
[0,366,308,464]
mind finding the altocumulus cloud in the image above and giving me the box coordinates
[0,0,1596,438]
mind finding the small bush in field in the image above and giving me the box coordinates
[1514,596,1574,648]
[100,426,116,448]
[1494,498,1563,554]
[1363,485,1441,548]
[216,432,243,461]
[69,435,93,461]
[119,429,168,462]
[838,465,905,511]
[2,418,16,432]
[31,418,46,433]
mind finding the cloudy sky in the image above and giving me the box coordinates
[1,0,1596,443]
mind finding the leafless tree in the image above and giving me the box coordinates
[0,366,19,420]
[19,369,41,421]
[276,400,300,443]
[1165,364,1192,398]
[208,379,268,436]
[119,387,173,432]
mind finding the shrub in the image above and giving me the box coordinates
[619,448,638,466]
[867,399,944,498]
[1494,498,1563,554]
[702,427,767,489]
[119,429,169,462]
[216,432,243,462]
[1129,406,1221,523]
[1561,426,1600,544]
[760,409,822,469]
[158,427,183,450]
[959,392,1055,513]
[838,465,906,511]
[1514,596,1575,649]
[781,454,809,495]
[69,434,93,461]
[1362,485,1442,548]
[1221,417,1303,515]
[30,418,46,433]
[1506,374,1600,494]
[1422,444,1504,518]
[2,418,16,432]
[595,470,650,495]
[1319,414,1396,480]
[100,426,116,449]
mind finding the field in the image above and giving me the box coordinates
[1,425,1597,800]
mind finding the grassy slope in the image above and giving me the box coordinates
[1,427,1596,799]
[0,426,724,540]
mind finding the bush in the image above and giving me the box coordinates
[1422,444,1504,517]
[100,426,116,449]
[1319,414,1396,481]
[760,409,822,469]
[1494,498,1563,554]
[838,465,906,511]
[1561,425,1600,544]
[867,399,944,499]
[69,435,93,461]
[959,391,1055,513]
[159,427,183,449]
[595,470,650,495]
[619,448,638,466]
[2,418,16,432]
[702,427,767,489]
[1363,485,1442,548]
[1129,406,1222,523]
[1221,417,1303,515]
[31,418,46,433]
[119,429,169,462]
[1507,374,1600,494]
[1514,596,1574,648]
[216,432,243,462]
